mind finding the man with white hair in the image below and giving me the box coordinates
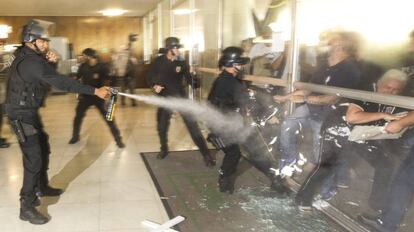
[295,69,410,211]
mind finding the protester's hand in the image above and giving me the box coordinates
[46,51,59,63]
[384,121,404,134]
[383,113,405,122]
[153,85,164,93]
[95,86,109,99]
[273,95,287,103]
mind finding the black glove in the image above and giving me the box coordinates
[207,133,226,150]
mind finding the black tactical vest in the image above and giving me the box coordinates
[5,53,48,108]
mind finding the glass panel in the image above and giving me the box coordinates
[222,0,291,78]
[161,0,171,39]
[194,0,220,99]
[172,0,190,50]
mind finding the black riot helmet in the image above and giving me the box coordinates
[218,46,250,69]
[21,20,51,43]
[82,48,98,58]
[165,37,182,50]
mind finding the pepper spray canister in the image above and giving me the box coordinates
[106,87,119,121]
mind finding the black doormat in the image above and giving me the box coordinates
[141,150,345,232]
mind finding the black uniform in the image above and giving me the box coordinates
[70,62,122,144]
[208,70,285,193]
[146,55,211,161]
[208,70,249,177]
[5,46,95,206]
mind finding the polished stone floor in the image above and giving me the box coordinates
[0,89,200,232]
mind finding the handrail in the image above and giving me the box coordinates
[197,67,414,110]
[196,67,288,87]
[294,82,414,110]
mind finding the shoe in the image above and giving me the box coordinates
[36,186,63,197]
[0,138,10,148]
[20,199,49,225]
[68,136,79,144]
[0,141,10,148]
[157,151,169,159]
[19,206,49,224]
[320,189,337,201]
[270,176,291,197]
[218,175,235,194]
[358,214,388,232]
[116,140,125,148]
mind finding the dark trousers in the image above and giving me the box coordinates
[156,107,209,157]
[296,131,394,208]
[221,144,242,176]
[72,95,121,141]
[6,108,50,204]
[220,127,277,178]
[120,76,136,106]
[380,147,414,231]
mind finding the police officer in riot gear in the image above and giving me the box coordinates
[68,48,124,148]
[5,20,109,224]
[146,37,215,167]
[207,47,250,193]
[208,47,289,194]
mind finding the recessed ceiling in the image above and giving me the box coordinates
[0,0,160,17]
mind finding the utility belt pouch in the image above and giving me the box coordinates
[10,120,26,143]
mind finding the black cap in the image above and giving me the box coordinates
[218,46,250,68]
[82,48,98,58]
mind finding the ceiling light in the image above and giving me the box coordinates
[100,9,127,17]
[173,9,198,15]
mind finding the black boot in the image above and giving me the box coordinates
[218,175,235,194]
[68,136,79,144]
[20,200,49,224]
[0,138,10,148]
[157,150,169,159]
[270,176,291,197]
[116,139,125,148]
[36,186,63,197]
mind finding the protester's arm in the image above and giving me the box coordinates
[346,103,400,124]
